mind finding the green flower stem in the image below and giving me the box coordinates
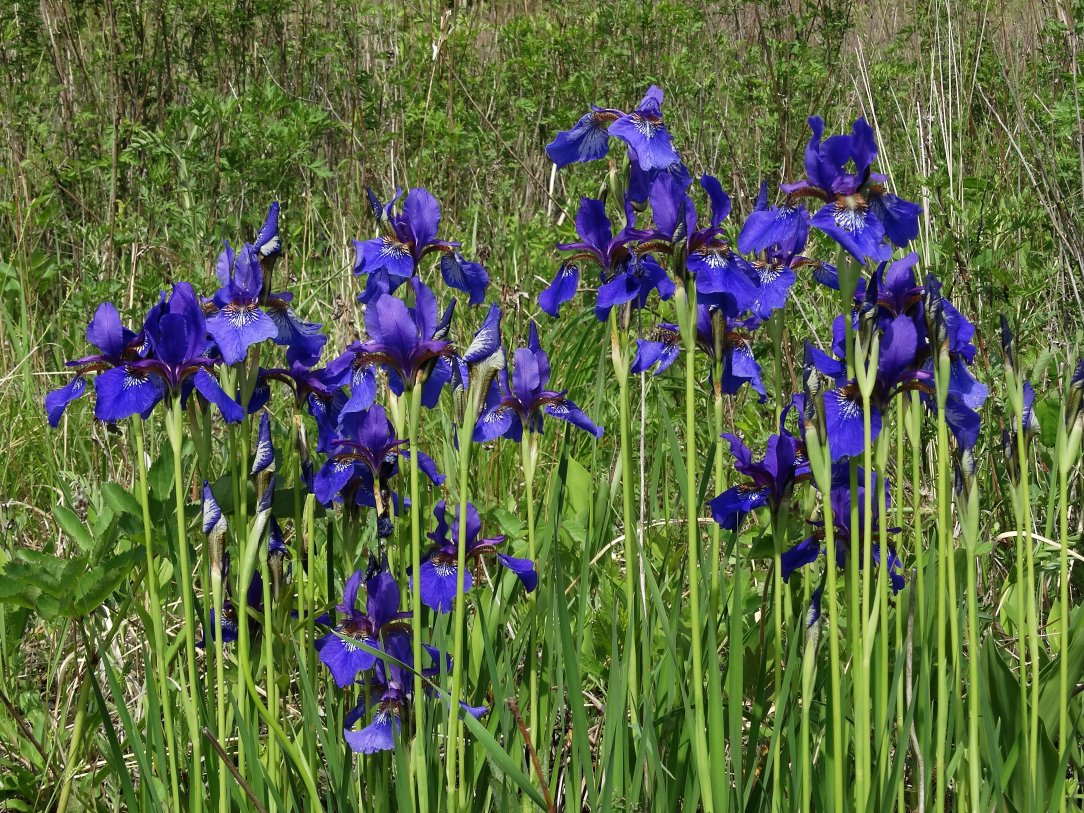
[799,571,819,813]
[804,422,843,810]
[958,447,982,807]
[854,329,879,813]
[210,544,228,813]
[406,382,429,813]
[520,433,540,762]
[165,398,203,798]
[709,383,728,809]
[676,283,714,813]
[611,309,641,726]
[447,388,480,810]
[134,419,182,812]
[258,507,279,802]
[933,346,952,813]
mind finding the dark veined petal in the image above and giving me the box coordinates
[510,346,544,405]
[318,633,376,687]
[206,306,278,366]
[417,557,472,614]
[45,375,87,427]
[609,85,679,171]
[363,293,417,373]
[312,459,357,506]
[709,485,769,531]
[810,201,890,263]
[878,315,920,385]
[193,369,245,424]
[440,252,489,306]
[411,277,439,339]
[400,449,445,485]
[474,405,516,443]
[538,262,580,317]
[700,174,732,229]
[93,365,166,423]
[802,116,834,192]
[496,553,538,592]
[86,301,132,358]
[421,357,452,409]
[630,338,679,376]
[751,264,796,318]
[354,236,415,285]
[340,366,378,418]
[543,398,603,438]
[722,341,767,401]
[355,264,395,305]
[365,566,401,629]
[572,197,614,257]
[216,240,236,287]
[344,708,400,754]
[823,386,881,460]
[738,202,808,255]
[594,269,640,321]
[781,537,822,582]
[266,300,327,368]
[340,569,364,614]
[545,109,614,167]
[202,481,223,534]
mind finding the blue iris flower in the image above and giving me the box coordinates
[739,116,922,264]
[646,173,763,316]
[539,197,672,321]
[412,500,536,614]
[353,188,489,305]
[92,283,243,424]
[546,85,681,175]
[44,302,145,426]
[629,305,767,401]
[473,322,602,442]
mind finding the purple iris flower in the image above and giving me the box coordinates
[92,282,243,423]
[45,302,145,427]
[546,85,680,173]
[474,322,602,442]
[413,500,537,613]
[781,471,905,596]
[539,197,673,321]
[312,403,443,508]
[740,116,922,264]
[353,188,489,305]
[810,277,934,459]
[739,181,839,314]
[709,424,811,531]
[317,564,411,688]
[629,305,767,401]
[646,173,762,316]
[345,280,454,398]
[205,205,327,367]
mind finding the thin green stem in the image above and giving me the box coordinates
[677,286,713,813]
[55,675,91,813]
[166,399,203,801]
[406,384,429,812]
[134,420,182,812]
[447,390,479,810]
